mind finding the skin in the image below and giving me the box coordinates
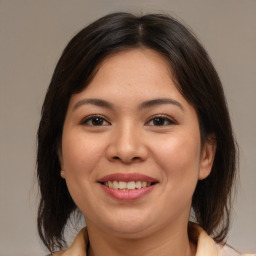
[58,48,216,256]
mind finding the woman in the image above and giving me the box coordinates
[37,13,253,256]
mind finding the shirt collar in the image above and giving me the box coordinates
[55,223,218,256]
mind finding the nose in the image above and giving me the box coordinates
[106,123,148,164]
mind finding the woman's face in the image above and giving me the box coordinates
[59,48,215,238]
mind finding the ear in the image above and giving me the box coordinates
[57,148,66,179]
[199,134,216,180]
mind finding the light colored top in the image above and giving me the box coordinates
[52,223,255,256]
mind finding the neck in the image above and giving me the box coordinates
[87,221,196,256]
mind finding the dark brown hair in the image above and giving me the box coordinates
[37,12,237,253]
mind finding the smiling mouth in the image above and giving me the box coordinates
[98,173,159,191]
[103,181,157,190]
[98,173,158,200]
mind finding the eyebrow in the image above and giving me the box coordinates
[73,98,184,111]
[73,98,114,111]
[139,98,184,111]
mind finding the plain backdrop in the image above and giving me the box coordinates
[0,0,255,255]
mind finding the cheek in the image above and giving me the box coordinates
[61,129,108,201]
[61,130,105,210]
[62,130,102,173]
[150,132,201,181]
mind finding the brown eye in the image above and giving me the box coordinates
[146,116,175,126]
[81,115,110,126]
[91,117,104,126]
[152,117,166,126]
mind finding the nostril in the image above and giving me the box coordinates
[112,156,141,162]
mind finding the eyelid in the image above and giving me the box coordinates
[80,114,111,126]
[145,114,177,126]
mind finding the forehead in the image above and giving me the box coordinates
[98,48,173,81]
[66,48,195,117]
[82,48,177,95]
[64,48,201,133]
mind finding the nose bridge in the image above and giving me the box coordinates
[107,120,147,163]
[118,121,139,151]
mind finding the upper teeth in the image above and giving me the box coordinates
[104,181,151,190]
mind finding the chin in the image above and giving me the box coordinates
[89,209,155,238]
[106,222,153,239]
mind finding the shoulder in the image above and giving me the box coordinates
[48,227,88,256]
[216,244,255,256]
[49,251,65,256]
[188,222,255,256]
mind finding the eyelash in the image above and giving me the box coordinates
[145,115,176,126]
[80,114,110,126]
[80,114,176,127]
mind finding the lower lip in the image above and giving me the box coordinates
[100,184,155,201]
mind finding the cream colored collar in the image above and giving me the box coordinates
[53,223,220,256]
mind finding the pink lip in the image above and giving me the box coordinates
[98,173,159,201]
[98,173,158,183]
[100,184,156,201]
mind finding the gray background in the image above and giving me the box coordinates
[0,0,255,255]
